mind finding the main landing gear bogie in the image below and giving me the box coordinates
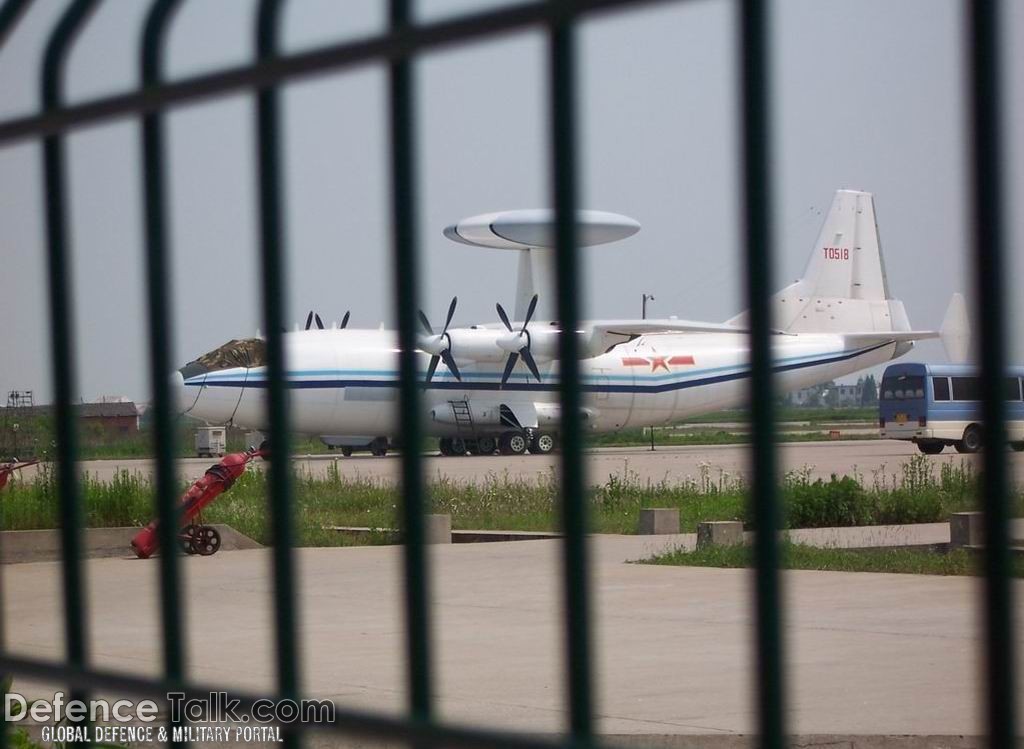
[439,431,556,457]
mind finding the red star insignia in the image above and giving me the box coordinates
[649,356,669,373]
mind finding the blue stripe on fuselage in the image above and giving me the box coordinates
[185,341,893,395]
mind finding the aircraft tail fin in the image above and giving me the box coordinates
[729,189,909,335]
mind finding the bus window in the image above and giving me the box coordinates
[1006,378,1022,401]
[951,377,981,401]
[932,377,951,401]
[881,375,924,400]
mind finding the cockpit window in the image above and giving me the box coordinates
[181,338,266,379]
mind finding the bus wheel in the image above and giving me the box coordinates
[1013,442,1024,452]
[955,425,982,454]
[917,440,944,455]
[529,432,556,455]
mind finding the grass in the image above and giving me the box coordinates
[641,541,1024,577]
[4,407,879,461]
[1,455,1019,546]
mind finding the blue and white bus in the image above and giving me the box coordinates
[879,363,1024,454]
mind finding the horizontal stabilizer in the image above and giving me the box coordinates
[842,331,939,347]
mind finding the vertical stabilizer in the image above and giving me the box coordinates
[729,189,907,334]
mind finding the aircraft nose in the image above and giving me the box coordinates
[174,364,205,415]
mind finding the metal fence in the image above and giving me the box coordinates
[0,1,1014,748]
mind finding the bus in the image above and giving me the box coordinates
[879,362,1024,454]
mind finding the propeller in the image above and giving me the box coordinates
[418,296,461,383]
[496,294,542,385]
[305,311,324,330]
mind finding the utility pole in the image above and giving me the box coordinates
[642,293,655,319]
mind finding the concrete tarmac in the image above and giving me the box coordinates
[6,535,1021,737]
[56,439,1024,486]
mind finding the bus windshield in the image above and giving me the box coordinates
[880,374,925,400]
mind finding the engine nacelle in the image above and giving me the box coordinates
[443,328,507,363]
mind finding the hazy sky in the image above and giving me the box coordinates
[0,0,1021,403]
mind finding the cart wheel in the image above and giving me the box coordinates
[179,526,199,555]
[192,526,221,556]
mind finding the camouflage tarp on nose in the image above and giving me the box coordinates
[188,338,267,372]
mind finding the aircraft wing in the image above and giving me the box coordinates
[587,319,752,336]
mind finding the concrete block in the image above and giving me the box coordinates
[950,512,984,548]
[697,521,744,549]
[425,514,452,544]
[638,508,680,535]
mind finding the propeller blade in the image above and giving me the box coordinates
[521,348,542,383]
[501,352,519,386]
[522,294,539,329]
[425,355,440,384]
[418,310,433,335]
[443,296,458,333]
[496,303,513,332]
[315,313,324,330]
[305,311,314,330]
[440,350,462,381]
[340,311,350,329]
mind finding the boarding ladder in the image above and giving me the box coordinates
[448,400,475,435]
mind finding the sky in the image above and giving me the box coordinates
[0,0,1021,404]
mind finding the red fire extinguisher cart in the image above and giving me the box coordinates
[131,445,266,559]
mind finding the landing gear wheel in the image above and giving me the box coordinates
[476,436,496,455]
[449,437,466,456]
[1013,442,1024,452]
[499,431,528,455]
[529,432,556,455]
[341,446,353,457]
[191,526,221,556]
[955,425,982,454]
[439,438,452,456]
[370,438,388,457]
[179,525,198,555]
[917,440,944,455]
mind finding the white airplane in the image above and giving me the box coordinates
[174,189,967,457]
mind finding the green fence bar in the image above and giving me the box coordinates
[737,1,786,747]
[0,0,30,49]
[0,0,34,674]
[40,0,99,712]
[966,1,1017,746]
[255,0,302,731]
[388,0,435,723]
[0,1,685,147]
[548,9,594,742]
[140,0,187,693]
[1,3,1013,749]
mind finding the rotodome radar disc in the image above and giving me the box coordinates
[443,209,640,250]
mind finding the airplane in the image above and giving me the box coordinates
[173,189,968,457]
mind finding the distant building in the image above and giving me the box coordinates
[834,384,863,408]
[789,387,823,407]
[0,401,141,436]
[788,382,863,408]
[78,401,140,435]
